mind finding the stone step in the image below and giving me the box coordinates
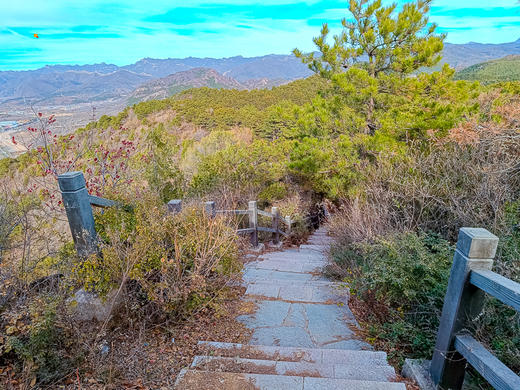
[242,268,329,283]
[299,244,328,251]
[190,356,396,381]
[247,260,324,273]
[245,282,347,303]
[258,253,326,262]
[174,369,406,389]
[246,279,342,288]
[197,342,387,365]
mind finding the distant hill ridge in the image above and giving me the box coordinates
[454,55,520,84]
[129,68,246,104]
[1,38,520,107]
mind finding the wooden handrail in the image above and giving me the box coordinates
[470,269,520,312]
[215,209,249,215]
[257,209,273,218]
[89,195,118,208]
[60,171,294,257]
[429,227,520,390]
[201,200,292,246]
[454,335,520,390]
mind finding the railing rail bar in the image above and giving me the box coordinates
[257,209,273,218]
[89,195,118,208]
[215,209,249,215]
[237,228,255,234]
[454,335,520,390]
[470,269,520,312]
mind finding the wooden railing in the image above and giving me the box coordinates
[58,171,292,257]
[429,227,520,390]
[171,199,292,247]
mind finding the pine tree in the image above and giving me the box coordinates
[294,0,445,134]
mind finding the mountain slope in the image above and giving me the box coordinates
[129,68,245,103]
[0,69,151,105]
[454,55,520,84]
[122,54,311,81]
[443,38,520,70]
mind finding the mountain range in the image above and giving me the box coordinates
[1,38,520,110]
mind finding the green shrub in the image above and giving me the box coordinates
[4,296,78,385]
[330,231,453,362]
[78,198,241,317]
[258,182,288,203]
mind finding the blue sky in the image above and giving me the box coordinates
[1,0,520,70]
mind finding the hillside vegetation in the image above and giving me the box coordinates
[455,55,520,84]
[1,0,519,388]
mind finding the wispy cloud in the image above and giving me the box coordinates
[1,0,519,70]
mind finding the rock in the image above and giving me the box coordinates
[250,243,265,253]
[402,359,436,390]
[268,241,284,249]
[68,288,120,322]
[99,340,110,356]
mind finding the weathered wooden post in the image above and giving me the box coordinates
[167,199,182,214]
[430,227,499,389]
[204,201,216,218]
[272,206,279,244]
[248,201,258,247]
[58,171,98,257]
[286,215,292,235]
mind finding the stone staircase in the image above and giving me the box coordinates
[174,228,406,389]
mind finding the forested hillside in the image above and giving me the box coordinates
[1,0,519,388]
[455,55,520,84]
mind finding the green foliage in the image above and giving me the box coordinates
[78,198,241,316]
[295,0,445,133]
[330,232,453,362]
[455,55,520,84]
[296,0,444,79]
[189,139,288,198]
[144,124,185,202]
[130,76,326,128]
[289,136,360,198]
[5,297,78,385]
[258,182,288,203]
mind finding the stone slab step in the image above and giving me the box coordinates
[242,268,329,283]
[174,370,406,389]
[247,279,340,287]
[190,356,396,381]
[299,244,328,251]
[197,342,387,365]
[245,282,348,304]
[247,260,324,273]
[258,253,326,262]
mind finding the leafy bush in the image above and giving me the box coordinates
[329,231,453,362]
[3,296,79,385]
[79,198,241,317]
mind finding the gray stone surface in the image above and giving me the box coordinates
[402,359,436,390]
[67,288,119,322]
[175,229,406,389]
[303,377,406,390]
[196,341,388,365]
[191,356,396,381]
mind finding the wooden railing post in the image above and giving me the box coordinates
[205,201,216,218]
[285,215,292,235]
[248,201,258,247]
[168,199,182,214]
[58,171,98,257]
[430,227,499,389]
[271,206,279,244]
